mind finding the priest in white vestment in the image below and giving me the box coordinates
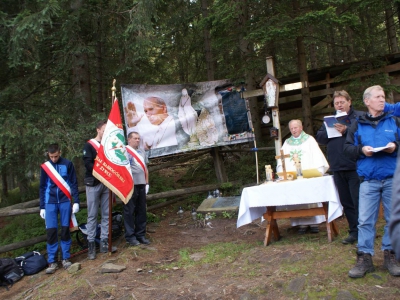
[276,119,330,234]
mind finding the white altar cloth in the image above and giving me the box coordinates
[237,175,343,228]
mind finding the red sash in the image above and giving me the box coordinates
[126,145,148,182]
[41,161,78,231]
[88,139,100,152]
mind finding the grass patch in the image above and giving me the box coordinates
[166,241,255,269]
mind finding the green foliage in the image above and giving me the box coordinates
[175,242,254,268]
[0,181,39,207]
[0,214,46,256]
[221,211,236,219]
[147,211,160,223]
[334,59,400,108]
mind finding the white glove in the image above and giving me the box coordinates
[40,209,45,219]
[72,203,80,214]
[145,184,149,195]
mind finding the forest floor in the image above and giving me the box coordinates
[1,206,400,300]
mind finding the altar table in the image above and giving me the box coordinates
[237,175,343,246]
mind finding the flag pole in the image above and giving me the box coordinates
[108,79,117,255]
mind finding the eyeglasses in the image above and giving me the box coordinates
[334,101,348,105]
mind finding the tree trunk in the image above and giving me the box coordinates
[16,147,29,200]
[201,0,214,81]
[296,36,313,135]
[384,0,399,53]
[309,43,318,70]
[346,27,356,62]
[236,0,260,142]
[308,26,318,69]
[0,145,8,197]
[95,39,105,113]
[72,52,92,106]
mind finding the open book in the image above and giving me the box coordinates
[323,111,351,128]
[323,111,352,138]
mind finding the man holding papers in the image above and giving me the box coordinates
[316,90,364,245]
[344,85,400,278]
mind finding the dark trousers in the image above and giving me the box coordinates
[333,170,360,237]
[123,184,147,242]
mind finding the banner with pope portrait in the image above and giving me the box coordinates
[121,79,254,158]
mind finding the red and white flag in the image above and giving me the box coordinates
[93,99,134,204]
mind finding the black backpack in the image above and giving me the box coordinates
[15,251,48,275]
[0,257,24,290]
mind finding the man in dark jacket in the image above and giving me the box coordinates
[316,90,364,245]
[344,85,400,278]
[83,120,110,259]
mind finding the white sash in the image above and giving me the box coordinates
[126,145,148,182]
[88,139,100,152]
[41,161,71,199]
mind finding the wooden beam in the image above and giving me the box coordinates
[244,61,400,101]
[312,95,332,110]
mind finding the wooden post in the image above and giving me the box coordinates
[108,79,116,255]
[211,147,228,182]
[266,57,282,156]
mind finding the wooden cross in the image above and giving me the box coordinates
[275,149,290,181]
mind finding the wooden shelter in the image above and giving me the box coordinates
[247,53,400,142]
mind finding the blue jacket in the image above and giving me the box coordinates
[39,157,80,209]
[316,107,364,171]
[344,112,400,181]
[384,102,400,115]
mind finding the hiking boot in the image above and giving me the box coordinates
[137,237,151,245]
[88,241,96,260]
[46,263,59,274]
[100,239,108,253]
[62,259,72,270]
[100,239,117,253]
[342,235,357,245]
[348,251,375,278]
[383,250,400,276]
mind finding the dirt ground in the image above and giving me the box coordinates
[1,208,400,300]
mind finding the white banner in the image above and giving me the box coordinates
[121,79,254,158]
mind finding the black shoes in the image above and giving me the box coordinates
[127,239,140,246]
[309,226,319,234]
[297,225,319,234]
[348,251,375,278]
[137,237,151,245]
[127,237,150,246]
[342,235,357,245]
[298,226,308,235]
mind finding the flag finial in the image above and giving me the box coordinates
[111,79,116,98]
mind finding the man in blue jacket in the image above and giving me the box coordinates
[316,90,364,245]
[39,143,80,274]
[344,85,400,278]
[384,102,400,262]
